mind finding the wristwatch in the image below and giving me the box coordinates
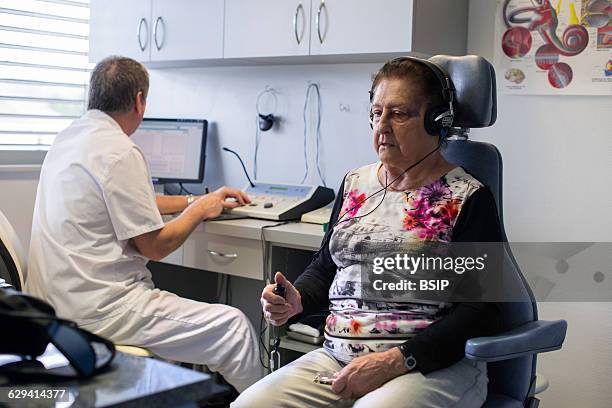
[397,344,417,371]
[186,194,195,205]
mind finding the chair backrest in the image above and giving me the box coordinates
[0,208,27,290]
[433,55,539,403]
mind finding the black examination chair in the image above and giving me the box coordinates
[435,55,567,408]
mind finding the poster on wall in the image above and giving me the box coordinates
[495,0,612,95]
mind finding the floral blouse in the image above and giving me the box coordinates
[323,163,484,363]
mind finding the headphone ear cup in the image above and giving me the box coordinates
[424,106,452,136]
[258,114,275,132]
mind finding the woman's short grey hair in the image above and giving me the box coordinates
[87,56,149,114]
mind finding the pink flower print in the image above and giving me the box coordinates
[420,179,452,207]
[326,315,337,332]
[402,181,457,241]
[343,190,367,218]
[405,191,425,212]
[418,211,452,241]
[374,320,399,334]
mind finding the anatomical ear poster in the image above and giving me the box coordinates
[495,0,612,95]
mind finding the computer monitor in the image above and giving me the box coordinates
[131,118,207,184]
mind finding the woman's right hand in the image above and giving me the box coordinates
[261,272,303,326]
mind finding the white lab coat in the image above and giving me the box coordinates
[26,110,260,391]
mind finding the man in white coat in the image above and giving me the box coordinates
[25,56,261,392]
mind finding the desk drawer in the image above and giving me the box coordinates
[183,231,263,280]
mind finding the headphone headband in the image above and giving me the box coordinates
[391,57,455,113]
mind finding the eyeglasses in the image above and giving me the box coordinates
[368,106,417,127]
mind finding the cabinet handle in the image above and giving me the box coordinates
[136,17,148,51]
[316,0,326,44]
[293,3,305,45]
[153,16,164,51]
[208,250,238,259]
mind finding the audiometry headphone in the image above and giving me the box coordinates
[256,87,278,132]
[369,56,456,137]
[258,113,276,132]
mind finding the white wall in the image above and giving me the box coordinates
[145,63,382,192]
[468,1,612,406]
[0,170,39,251]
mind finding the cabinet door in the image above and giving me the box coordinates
[224,0,311,58]
[309,0,414,55]
[89,0,151,63]
[151,0,224,61]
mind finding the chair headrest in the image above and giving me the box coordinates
[429,55,497,129]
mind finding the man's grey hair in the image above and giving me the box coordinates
[87,56,149,114]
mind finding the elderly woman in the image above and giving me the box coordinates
[233,57,502,407]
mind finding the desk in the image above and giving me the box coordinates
[0,352,218,407]
[163,219,326,281]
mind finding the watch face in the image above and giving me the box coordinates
[405,355,417,370]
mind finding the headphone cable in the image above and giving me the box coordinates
[331,142,442,229]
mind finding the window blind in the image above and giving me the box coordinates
[0,0,90,148]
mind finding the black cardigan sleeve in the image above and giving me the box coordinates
[399,186,504,374]
[293,178,346,318]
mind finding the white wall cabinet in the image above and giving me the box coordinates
[224,0,311,58]
[150,0,224,61]
[89,0,151,63]
[223,0,468,61]
[309,0,413,56]
[89,0,224,63]
[308,0,468,57]
[90,0,468,65]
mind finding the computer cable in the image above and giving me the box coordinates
[178,183,195,195]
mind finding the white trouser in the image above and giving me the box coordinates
[80,288,262,392]
[232,348,487,408]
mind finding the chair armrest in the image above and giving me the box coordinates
[465,320,567,362]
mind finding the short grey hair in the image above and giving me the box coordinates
[87,56,149,114]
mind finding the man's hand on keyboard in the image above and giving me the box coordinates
[195,186,250,219]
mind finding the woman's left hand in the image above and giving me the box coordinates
[331,347,409,400]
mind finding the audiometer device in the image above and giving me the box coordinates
[228,182,335,221]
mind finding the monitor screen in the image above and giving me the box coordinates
[131,118,207,184]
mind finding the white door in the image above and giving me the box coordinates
[224,0,311,58]
[150,0,224,61]
[309,0,414,55]
[89,0,151,63]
